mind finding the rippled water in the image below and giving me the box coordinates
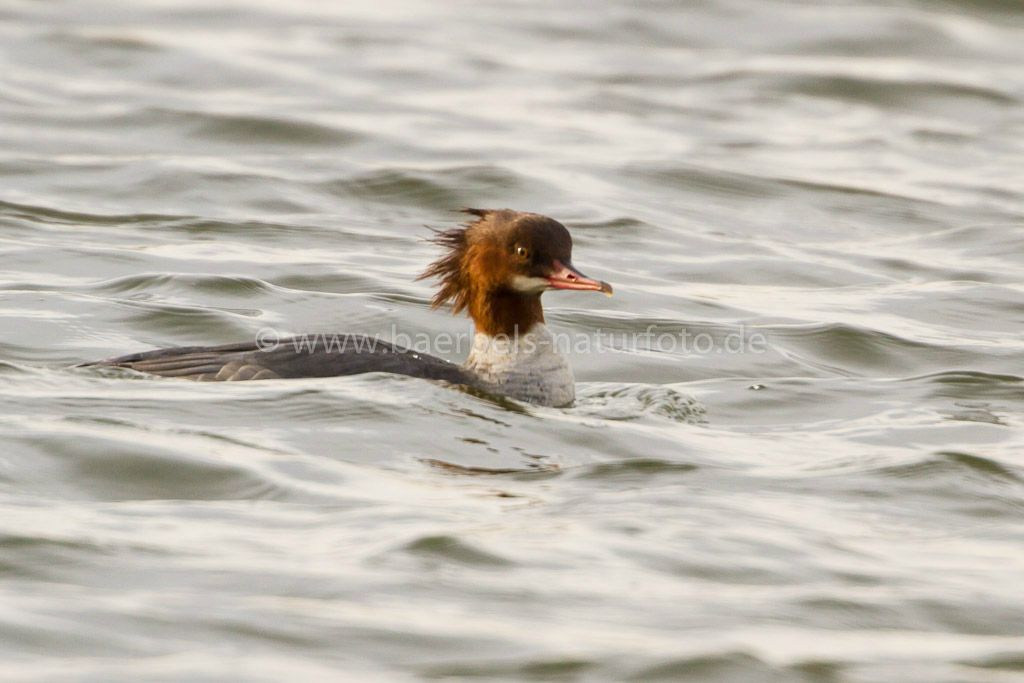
[2,1,1024,680]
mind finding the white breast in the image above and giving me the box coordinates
[464,324,575,407]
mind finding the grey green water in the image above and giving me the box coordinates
[2,1,1024,681]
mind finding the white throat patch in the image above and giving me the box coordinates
[509,274,550,294]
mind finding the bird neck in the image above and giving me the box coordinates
[468,288,544,338]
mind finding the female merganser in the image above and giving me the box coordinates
[87,209,612,407]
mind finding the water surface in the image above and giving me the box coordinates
[2,1,1023,681]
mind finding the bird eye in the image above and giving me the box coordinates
[515,246,529,258]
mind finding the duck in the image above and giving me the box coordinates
[85,209,612,407]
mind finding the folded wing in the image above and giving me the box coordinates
[84,335,477,385]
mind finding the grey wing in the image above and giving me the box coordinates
[82,335,477,386]
[84,340,282,381]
